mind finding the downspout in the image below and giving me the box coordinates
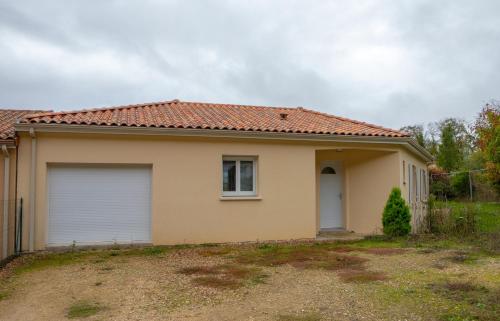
[2,145,9,259]
[29,128,36,252]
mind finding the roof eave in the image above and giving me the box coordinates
[15,122,432,161]
[0,138,17,146]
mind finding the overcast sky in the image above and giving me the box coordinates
[1,1,499,129]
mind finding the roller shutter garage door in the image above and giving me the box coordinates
[47,166,152,246]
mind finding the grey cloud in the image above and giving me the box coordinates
[0,0,499,129]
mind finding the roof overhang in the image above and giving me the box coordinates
[0,139,17,147]
[15,123,434,162]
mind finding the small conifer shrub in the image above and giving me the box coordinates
[382,187,412,237]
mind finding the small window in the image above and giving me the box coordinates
[402,160,406,184]
[321,167,336,174]
[222,157,257,196]
[422,169,428,200]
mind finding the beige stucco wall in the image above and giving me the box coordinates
[15,131,430,250]
[17,133,319,250]
[399,148,429,202]
[0,148,18,259]
[399,148,429,231]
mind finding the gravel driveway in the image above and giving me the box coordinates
[0,242,498,321]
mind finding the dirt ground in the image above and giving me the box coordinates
[0,242,498,321]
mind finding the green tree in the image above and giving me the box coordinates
[400,125,426,148]
[426,122,441,158]
[475,102,500,193]
[382,187,411,237]
[437,119,464,171]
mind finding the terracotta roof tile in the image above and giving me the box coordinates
[0,109,47,140]
[19,100,407,137]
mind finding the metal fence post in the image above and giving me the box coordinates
[468,171,473,201]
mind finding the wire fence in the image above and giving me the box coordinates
[430,169,499,202]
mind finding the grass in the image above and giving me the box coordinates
[14,252,88,274]
[235,243,369,271]
[66,301,105,319]
[443,251,480,264]
[441,201,500,233]
[12,246,170,275]
[428,201,500,253]
[328,246,407,255]
[232,242,394,284]
[197,247,233,257]
[428,281,499,321]
[0,291,8,301]
[365,269,500,321]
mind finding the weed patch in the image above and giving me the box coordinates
[444,251,479,264]
[12,246,169,275]
[67,301,106,319]
[192,276,241,289]
[98,246,169,258]
[430,281,499,320]
[138,246,169,256]
[0,291,8,301]
[363,248,407,255]
[236,244,367,271]
[429,281,489,302]
[328,246,407,255]
[177,264,267,289]
[197,247,232,257]
[234,243,390,284]
[14,252,89,274]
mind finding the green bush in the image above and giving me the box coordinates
[382,187,412,237]
[450,172,471,198]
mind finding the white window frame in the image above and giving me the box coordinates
[222,156,257,197]
[408,163,412,202]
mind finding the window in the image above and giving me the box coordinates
[222,157,257,196]
[408,163,412,202]
[421,169,428,200]
[412,165,417,203]
[321,167,336,174]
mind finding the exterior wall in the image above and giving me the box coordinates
[399,148,429,231]
[17,136,31,252]
[15,131,430,250]
[316,149,400,234]
[17,133,318,250]
[0,147,18,259]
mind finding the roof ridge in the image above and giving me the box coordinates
[177,100,299,111]
[22,99,300,119]
[299,107,406,136]
[0,109,48,113]
[22,100,178,119]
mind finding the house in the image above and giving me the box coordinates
[0,110,45,259]
[9,100,431,251]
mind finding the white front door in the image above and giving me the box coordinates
[320,162,343,229]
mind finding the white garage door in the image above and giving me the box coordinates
[47,166,152,246]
